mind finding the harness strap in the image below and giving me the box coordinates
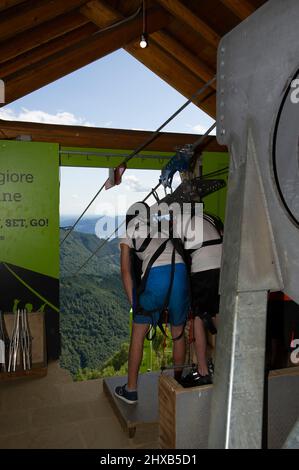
[144,246,175,339]
[132,222,152,253]
[186,237,222,255]
[158,246,186,342]
[132,218,187,341]
[137,239,169,298]
[184,212,223,254]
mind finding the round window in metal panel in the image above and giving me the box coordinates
[273,69,299,227]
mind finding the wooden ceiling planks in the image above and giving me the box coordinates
[0,11,90,64]
[3,6,170,104]
[0,24,99,78]
[155,0,220,48]
[0,0,89,42]
[150,30,216,89]
[219,0,256,20]
[126,39,216,116]
[0,0,26,13]
[0,0,266,116]
[80,0,216,115]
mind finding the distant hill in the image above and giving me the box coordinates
[60,229,121,277]
[60,215,125,238]
[59,229,130,375]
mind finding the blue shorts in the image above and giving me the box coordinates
[133,263,190,326]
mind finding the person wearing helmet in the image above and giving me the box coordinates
[115,201,190,404]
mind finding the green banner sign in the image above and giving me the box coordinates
[0,140,60,359]
[0,141,59,278]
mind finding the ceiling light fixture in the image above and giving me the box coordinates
[140,0,148,48]
[140,33,148,49]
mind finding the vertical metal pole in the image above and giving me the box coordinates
[209,290,268,448]
[208,131,282,448]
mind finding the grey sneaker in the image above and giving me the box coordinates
[115,384,138,404]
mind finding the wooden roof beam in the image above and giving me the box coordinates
[0,24,98,78]
[0,0,89,42]
[0,120,226,153]
[80,0,216,115]
[151,31,216,89]
[80,0,122,26]
[155,0,220,48]
[126,39,216,116]
[3,6,170,104]
[0,1,25,13]
[219,0,256,20]
[0,11,89,64]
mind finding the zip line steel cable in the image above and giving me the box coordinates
[71,181,162,276]
[60,181,106,245]
[71,163,229,277]
[201,166,229,178]
[191,122,217,150]
[70,126,227,277]
[60,77,216,245]
[122,77,216,166]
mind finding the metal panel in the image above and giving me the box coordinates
[176,386,212,449]
[282,418,299,449]
[269,375,299,449]
[209,0,299,448]
[209,290,268,448]
[160,369,299,449]
[217,0,299,302]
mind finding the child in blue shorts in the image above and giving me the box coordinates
[115,202,189,404]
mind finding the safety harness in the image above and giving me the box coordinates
[184,212,223,334]
[185,213,223,252]
[129,206,223,339]
[129,206,187,341]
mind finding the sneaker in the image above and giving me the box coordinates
[179,368,199,388]
[180,369,212,388]
[192,371,212,386]
[114,384,138,404]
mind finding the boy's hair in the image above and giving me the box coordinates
[126,201,150,230]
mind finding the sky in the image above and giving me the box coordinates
[0,49,215,216]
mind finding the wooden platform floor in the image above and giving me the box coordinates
[0,362,159,449]
[103,372,164,438]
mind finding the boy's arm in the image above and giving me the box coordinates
[120,243,133,306]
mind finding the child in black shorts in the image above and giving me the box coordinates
[182,213,222,387]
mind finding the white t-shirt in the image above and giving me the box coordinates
[119,214,184,276]
[184,216,222,273]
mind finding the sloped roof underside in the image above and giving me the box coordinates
[0,0,267,118]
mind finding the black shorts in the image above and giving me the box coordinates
[190,268,220,318]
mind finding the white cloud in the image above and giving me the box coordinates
[0,107,95,126]
[123,174,151,192]
[191,123,216,135]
